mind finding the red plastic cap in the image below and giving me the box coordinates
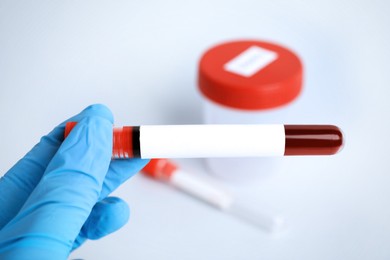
[198,40,303,110]
[142,159,178,181]
[64,122,77,138]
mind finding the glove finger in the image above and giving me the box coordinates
[84,197,130,240]
[70,158,148,251]
[71,234,87,252]
[99,158,149,200]
[0,104,112,230]
[72,197,130,251]
[0,108,113,259]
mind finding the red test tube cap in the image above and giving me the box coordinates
[64,122,77,138]
[142,159,178,181]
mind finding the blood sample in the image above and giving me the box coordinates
[142,159,286,232]
[64,122,343,159]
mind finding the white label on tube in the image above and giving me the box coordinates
[224,46,278,77]
[140,124,285,158]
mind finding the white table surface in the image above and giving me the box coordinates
[1,1,390,259]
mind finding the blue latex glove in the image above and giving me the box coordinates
[0,104,149,259]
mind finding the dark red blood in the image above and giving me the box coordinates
[284,125,344,155]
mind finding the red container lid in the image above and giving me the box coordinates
[198,40,303,110]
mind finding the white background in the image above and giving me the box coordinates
[1,0,389,259]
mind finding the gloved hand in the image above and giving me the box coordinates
[0,104,149,259]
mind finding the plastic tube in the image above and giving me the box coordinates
[142,159,286,233]
[65,123,344,159]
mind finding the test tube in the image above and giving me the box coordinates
[141,159,286,233]
[65,122,344,159]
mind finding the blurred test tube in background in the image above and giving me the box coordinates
[141,159,286,233]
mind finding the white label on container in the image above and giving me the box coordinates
[224,46,278,77]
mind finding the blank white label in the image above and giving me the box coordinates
[140,124,285,158]
[224,46,278,77]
